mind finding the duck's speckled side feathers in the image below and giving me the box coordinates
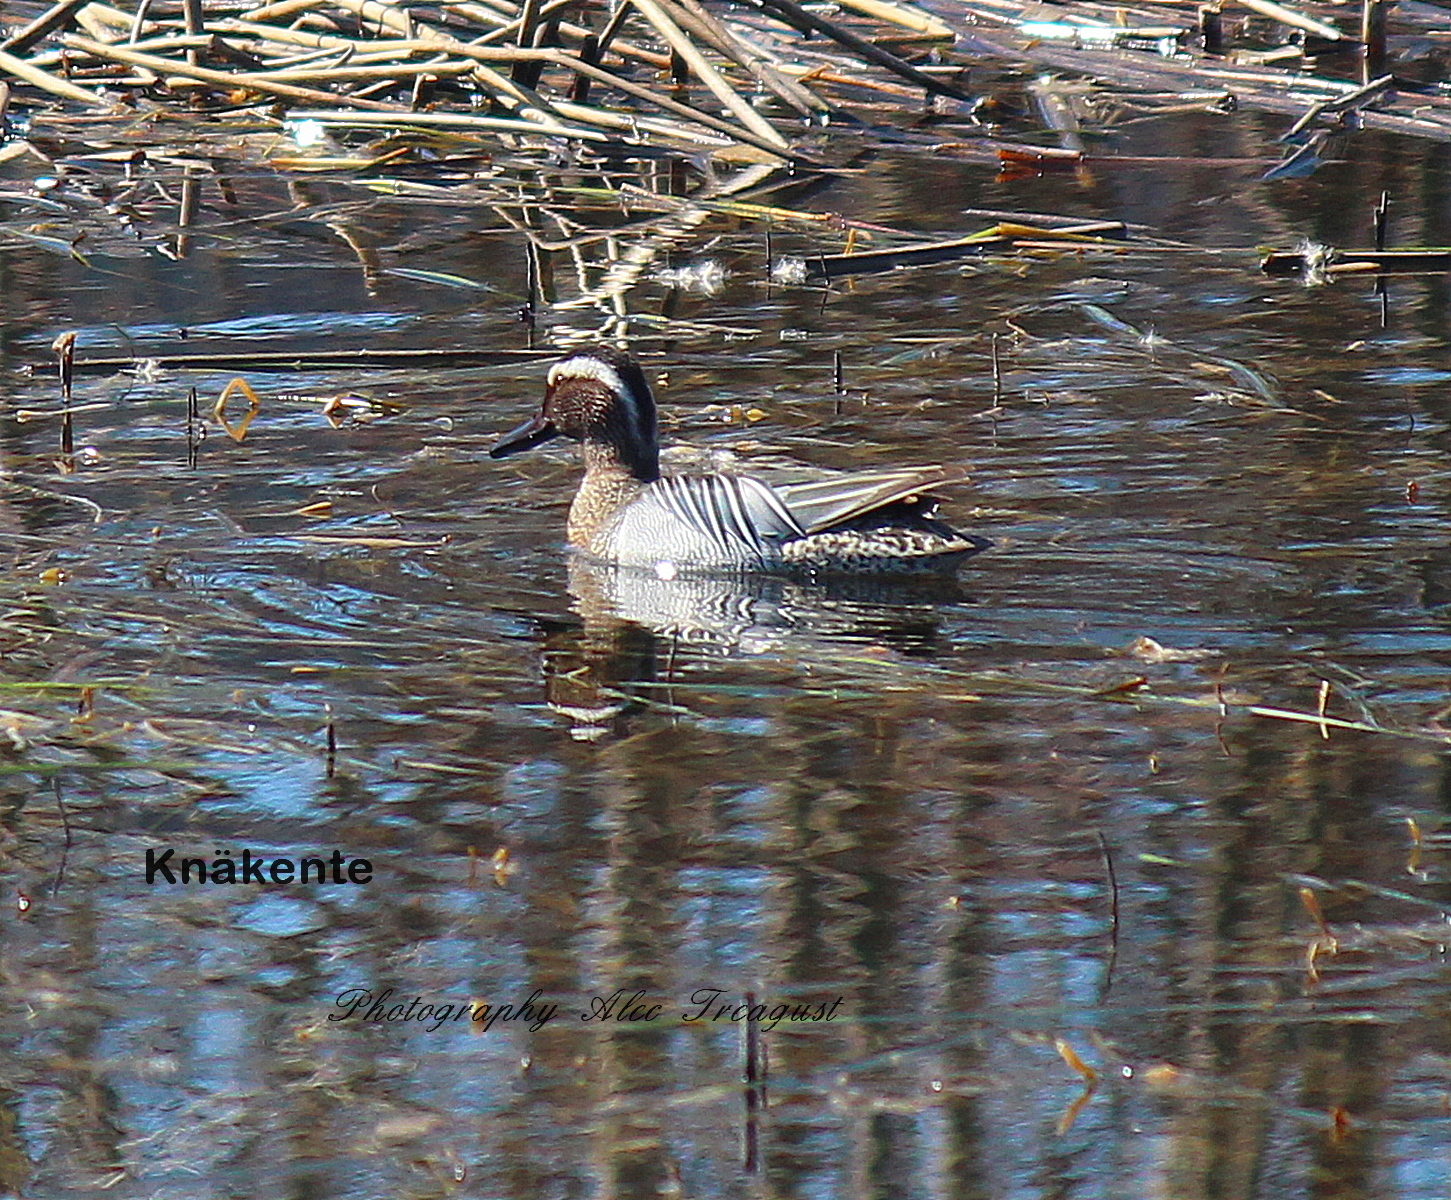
[781,526,991,572]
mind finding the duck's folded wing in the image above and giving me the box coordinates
[649,474,806,553]
[775,465,967,534]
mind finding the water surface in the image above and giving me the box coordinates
[1,90,1449,1200]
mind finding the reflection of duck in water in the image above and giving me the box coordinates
[546,560,971,740]
[565,554,964,652]
[490,347,989,576]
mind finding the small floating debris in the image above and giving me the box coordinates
[321,392,405,427]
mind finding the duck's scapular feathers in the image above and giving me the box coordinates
[491,348,989,574]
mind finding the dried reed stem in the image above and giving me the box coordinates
[662,0,825,116]
[629,0,788,147]
[0,0,92,54]
[61,32,410,108]
[0,44,109,105]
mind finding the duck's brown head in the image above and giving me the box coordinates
[491,348,660,482]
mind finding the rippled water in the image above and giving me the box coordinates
[1,100,1450,1198]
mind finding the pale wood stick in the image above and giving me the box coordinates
[1235,0,1342,40]
[75,6,126,39]
[833,0,952,37]
[742,0,973,101]
[278,107,615,139]
[451,52,736,147]
[76,0,147,35]
[216,24,795,158]
[254,59,477,80]
[516,0,542,50]
[593,0,635,59]
[285,100,723,147]
[526,23,668,67]
[0,0,92,53]
[32,33,227,65]
[629,0,787,146]
[661,0,826,114]
[447,0,516,17]
[210,20,416,50]
[549,95,731,144]
[230,3,664,68]
[442,1,510,27]
[472,0,578,45]
[465,57,588,127]
[182,0,204,65]
[242,0,333,23]
[326,0,419,40]
[452,43,801,159]
[0,45,110,105]
[448,0,516,16]
[469,61,733,146]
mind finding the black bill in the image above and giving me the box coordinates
[490,412,558,458]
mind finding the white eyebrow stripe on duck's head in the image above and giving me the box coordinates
[547,357,627,395]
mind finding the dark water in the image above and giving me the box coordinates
[1,92,1450,1199]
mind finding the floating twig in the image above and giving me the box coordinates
[1263,129,1329,180]
[804,221,1131,279]
[663,0,826,116]
[834,0,953,38]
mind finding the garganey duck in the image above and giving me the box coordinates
[490,348,989,575]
